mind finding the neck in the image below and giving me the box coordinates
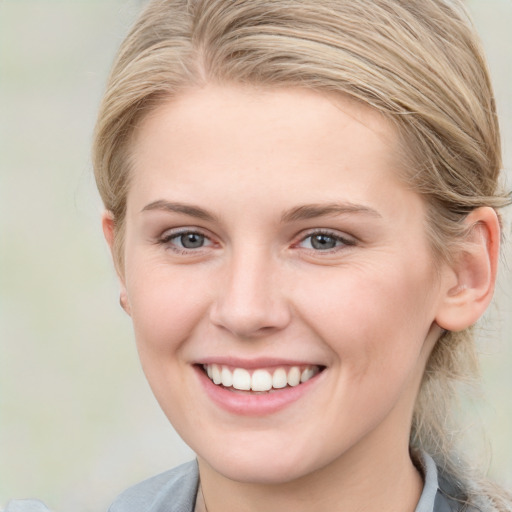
[198,439,423,512]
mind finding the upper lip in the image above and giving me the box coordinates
[194,357,325,369]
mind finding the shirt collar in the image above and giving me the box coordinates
[415,452,440,512]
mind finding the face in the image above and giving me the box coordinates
[114,85,447,484]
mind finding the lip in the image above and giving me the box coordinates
[194,360,325,416]
[195,356,322,369]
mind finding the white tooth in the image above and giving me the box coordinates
[232,368,251,390]
[206,365,213,379]
[272,368,288,389]
[221,366,233,387]
[300,367,315,383]
[212,364,222,385]
[287,366,301,387]
[251,369,272,392]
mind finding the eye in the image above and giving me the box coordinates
[159,229,214,252]
[175,232,207,249]
[298,231,355,251]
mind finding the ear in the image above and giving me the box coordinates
[102,211,131,316]
[435,207,500,332]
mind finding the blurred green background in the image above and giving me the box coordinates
[0,1,510,511]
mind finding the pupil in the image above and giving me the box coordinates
[311,234,336,250]
[181,233,204,249]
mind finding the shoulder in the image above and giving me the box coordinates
[2,501,52,512]
[436,468,504,512]
[416,453,478,512]
[108,460,199,512]
[435,481,476,512]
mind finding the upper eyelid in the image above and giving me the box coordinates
[157,227,216,248]
[296,228,356,242]
[159,226,211,239]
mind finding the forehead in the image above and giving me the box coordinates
[127,84,411,217]
[132,84,397,156]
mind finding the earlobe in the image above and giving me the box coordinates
[435,207,500,332]
[119,288,131,316]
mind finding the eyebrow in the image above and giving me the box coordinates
[141,200,217,222]
[281,203,382,223]
[141,199,381,223]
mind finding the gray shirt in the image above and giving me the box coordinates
[1,454,470,512]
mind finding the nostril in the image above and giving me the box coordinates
[209,295,292,339]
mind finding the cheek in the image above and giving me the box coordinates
[123,265,212,422]
[125,263,213,355]
[296,261,437,372]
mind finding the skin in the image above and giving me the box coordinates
[103,84,500,512]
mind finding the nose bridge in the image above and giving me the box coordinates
[210,242,290,337]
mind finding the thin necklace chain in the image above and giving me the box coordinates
[200,484,209,512]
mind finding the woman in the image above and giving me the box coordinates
[5,0,508,511]
[92,0,511,511]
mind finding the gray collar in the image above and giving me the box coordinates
[415,452,441,512]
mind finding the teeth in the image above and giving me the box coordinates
[212,364,222,385]
[288,366,301,387]
[204,364,320,391]
[272,368,288,389]
[251,369,273,392]
[232,368,251,390]
[301,367,315,383]
[221,366,233,387]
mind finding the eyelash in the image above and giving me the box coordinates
[296,230,356,253]
[157,229,214,254]
[157,228,356,255]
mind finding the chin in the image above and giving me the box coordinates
[206,456,314,485]
[195,435,337,485]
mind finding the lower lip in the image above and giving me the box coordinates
[195,366,323,416]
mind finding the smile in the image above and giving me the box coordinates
[203,364,322,392]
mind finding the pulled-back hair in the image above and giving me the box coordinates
[93,1,511,508]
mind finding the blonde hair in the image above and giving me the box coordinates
[93,0,511,508]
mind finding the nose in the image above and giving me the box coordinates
[209,247,291,339]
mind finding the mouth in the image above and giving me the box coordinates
[201,363,324,393]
